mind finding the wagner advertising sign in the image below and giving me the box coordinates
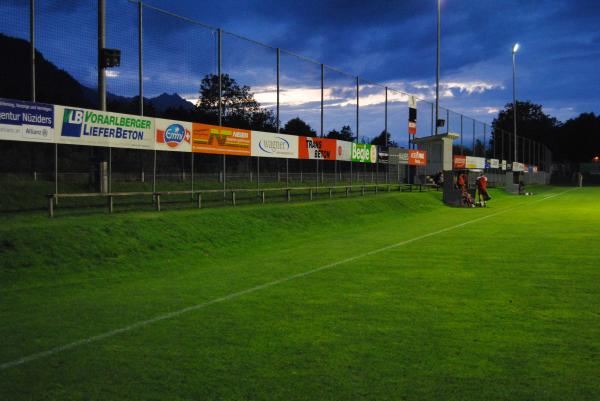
[351,143,377,163]
[155,118,191,152]
[251,131,298,159]
[192,123,251,156]
[408,149,427,166]
[0,98,54,143]
[56,106,154,149]
[299,137,337,160]
[336,140,352,161]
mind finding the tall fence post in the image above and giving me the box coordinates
[217,28,225,200]
[356,76,359,143]
[98,0,110,193]
[472,119,475,156]
[276,47,280,188]
[430,103,434,136]
[138,1,143,116]
[30,0,35,102]
[460,114,463,155]
[483,124,487,159]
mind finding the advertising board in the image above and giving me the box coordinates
[453,155,467,169]
[251,131,298,158]
[55,106,154,149]
[466,156,485,169]
[408,149,427,166]
[336,140,352,161]
[299,137,337,160]
[192,123,251,156]
[155,118,192,152]
[489,158,500,169]
[351,143,377,163]
[0,98,54,143]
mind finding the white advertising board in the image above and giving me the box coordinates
[55,106,154,149]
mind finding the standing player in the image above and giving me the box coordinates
[476,172,489,207]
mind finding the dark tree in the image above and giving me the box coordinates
[326,125,355,141]
[555,113,600,162]
[283,117,316,136]
[370,130,398,147]
[491,101,560,161]
[196,73,277,131]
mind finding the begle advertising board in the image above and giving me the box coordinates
[351,143,377,163]
[192,123,251,156]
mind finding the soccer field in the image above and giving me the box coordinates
[1,186,599,400]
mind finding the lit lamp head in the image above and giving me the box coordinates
[513,43,520,54]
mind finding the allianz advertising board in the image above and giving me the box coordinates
[0,98,54,143]
[55,106,154,149]
[351,143,377,163]
[251,131,299,159]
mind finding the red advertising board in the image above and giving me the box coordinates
[453,155,466,169]
[408,121,417,135]
[298,137,337,160]
[408,149,427,166]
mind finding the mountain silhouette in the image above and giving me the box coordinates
[0,33,194,112]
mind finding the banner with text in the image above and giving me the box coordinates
[453,155,467,169]
[55,106,154,149]
[488,158,500,169]
[251,131,298,159]
[299,137,337,160]
[0,98,55,143]
[408,149,427,166]
[192,123,251,156]
[466,156,486,169]
[390,148,409,165]
[351,143,377,163]
[155,118,192,152]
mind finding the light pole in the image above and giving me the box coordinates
[435,0,441,135]
[512,43,519,163]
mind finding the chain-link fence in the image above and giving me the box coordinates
[0,0,553,213]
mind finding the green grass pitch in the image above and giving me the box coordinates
[1,186,599,400]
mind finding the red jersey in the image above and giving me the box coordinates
[478,175,488,190]
[457,174,465,186]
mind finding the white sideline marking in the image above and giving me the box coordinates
[0,189,574,371]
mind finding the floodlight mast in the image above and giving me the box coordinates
[512,43,519,163]
[435,0,441,135]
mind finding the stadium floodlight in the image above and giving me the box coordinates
[512,43,519,163]
[435,0,441,136]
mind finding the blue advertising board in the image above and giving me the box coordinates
[0,98,54,143]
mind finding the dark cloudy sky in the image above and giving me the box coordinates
[1,0,599,146]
